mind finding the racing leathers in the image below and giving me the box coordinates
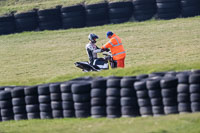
[86,42,100,65]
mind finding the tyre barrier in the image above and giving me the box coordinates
[14,10,38,32]
[0,70,200,121]
[156,0,181,20]
[133,0,157,21]
[1,0,199,35]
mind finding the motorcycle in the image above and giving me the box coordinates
[75,49,117,72]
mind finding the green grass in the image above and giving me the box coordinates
[0,113,200,133]
[0,16,200,86]
[0,0,129,15]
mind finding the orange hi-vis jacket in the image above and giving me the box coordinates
[101,34,126,61]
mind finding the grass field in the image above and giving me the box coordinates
[0,16,200,86]
[0,113,200,133]
[0,0,129,15]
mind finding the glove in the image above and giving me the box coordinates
[105,48,110,52]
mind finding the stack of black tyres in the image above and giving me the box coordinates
[61,5,86,29]
[50,83,63,118]
[91,78,107,118]
[106,78,122,118]
[181,0,200,17]
[176,73,191,113]
[134,80,153,117]
[0,91,14,121]
[25,86,40,119]
[14,11,38,32]
[108,2,133,24]
[156,0,181,20]
[120,77,140,117]
[161,77,179,114]
[189,74,200,112]
[85,3,109,26]
[0,15,15,35]
[38,84,53,119]
[133,0,157,21]
[72,83,91,118]
[61,82,75,118]
[38,8,62,30]
[147,78,164,116]
[12,87,27,120]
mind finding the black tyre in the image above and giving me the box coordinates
[139,106,153,116]
[136,74,149,80]
[50,93,61,101]
[1,109,13,117]
[136,90,149,98]
[176,73,189,83]
[14,11,37,19]
[24,86,38,96]
[27,112,40,119]
[134,81,147,91]
[121,78,137,88]
[91,97,105,106]
[14,114,27,121]
[161,88,177,97]
[190,84,200,93]
[62,93,73,101]
[106,88,120,96]
[63,110,75,118]
[91,106,106,115]
[73,93,90,102]
[12,98,25,106]
[39,104,52,112]
[74,102,90,110]
[11,87,25,98]
[137,98,151,107]
[189,74,200,84]
[0,91,12,100]
[107,79,121,88]
[106,106,121,118]
[38,85,50,95]
[148,90,161,98]
[52,110,63,118]
[26,104,40,113]
[163,98,177,106]
[106,97,120,106]
[62,101,74,110]
[75,110,90,118]
[71,83,91,94]
[121,97,137,106]
[178,103,191,112]
[160,77,178,88]
[190,94,200,102]
[164,106,178,114]
[191,102,200,112]
[146,79,161,90]
[49,83,61,93]
[120,88,136,97]
[25,96,38,104]
[151,98,163,106]
[152,106,164,115]
[177,84,189,93]
[60,82,72,93]
[91,88,106,97]
[13,106,26,114]
[51,101,62,110]
[121,106,140,117]
[40,112,53,119]
[92,78,107,88]
[177,93,190,103]
[61,5,85,12]
[0,100,12,108]
[39,95,51,103]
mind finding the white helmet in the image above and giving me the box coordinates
[88,33,99,43]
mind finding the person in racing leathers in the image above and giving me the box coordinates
[86,33,100,65]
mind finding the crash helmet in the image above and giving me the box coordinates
[88,33,99,43]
